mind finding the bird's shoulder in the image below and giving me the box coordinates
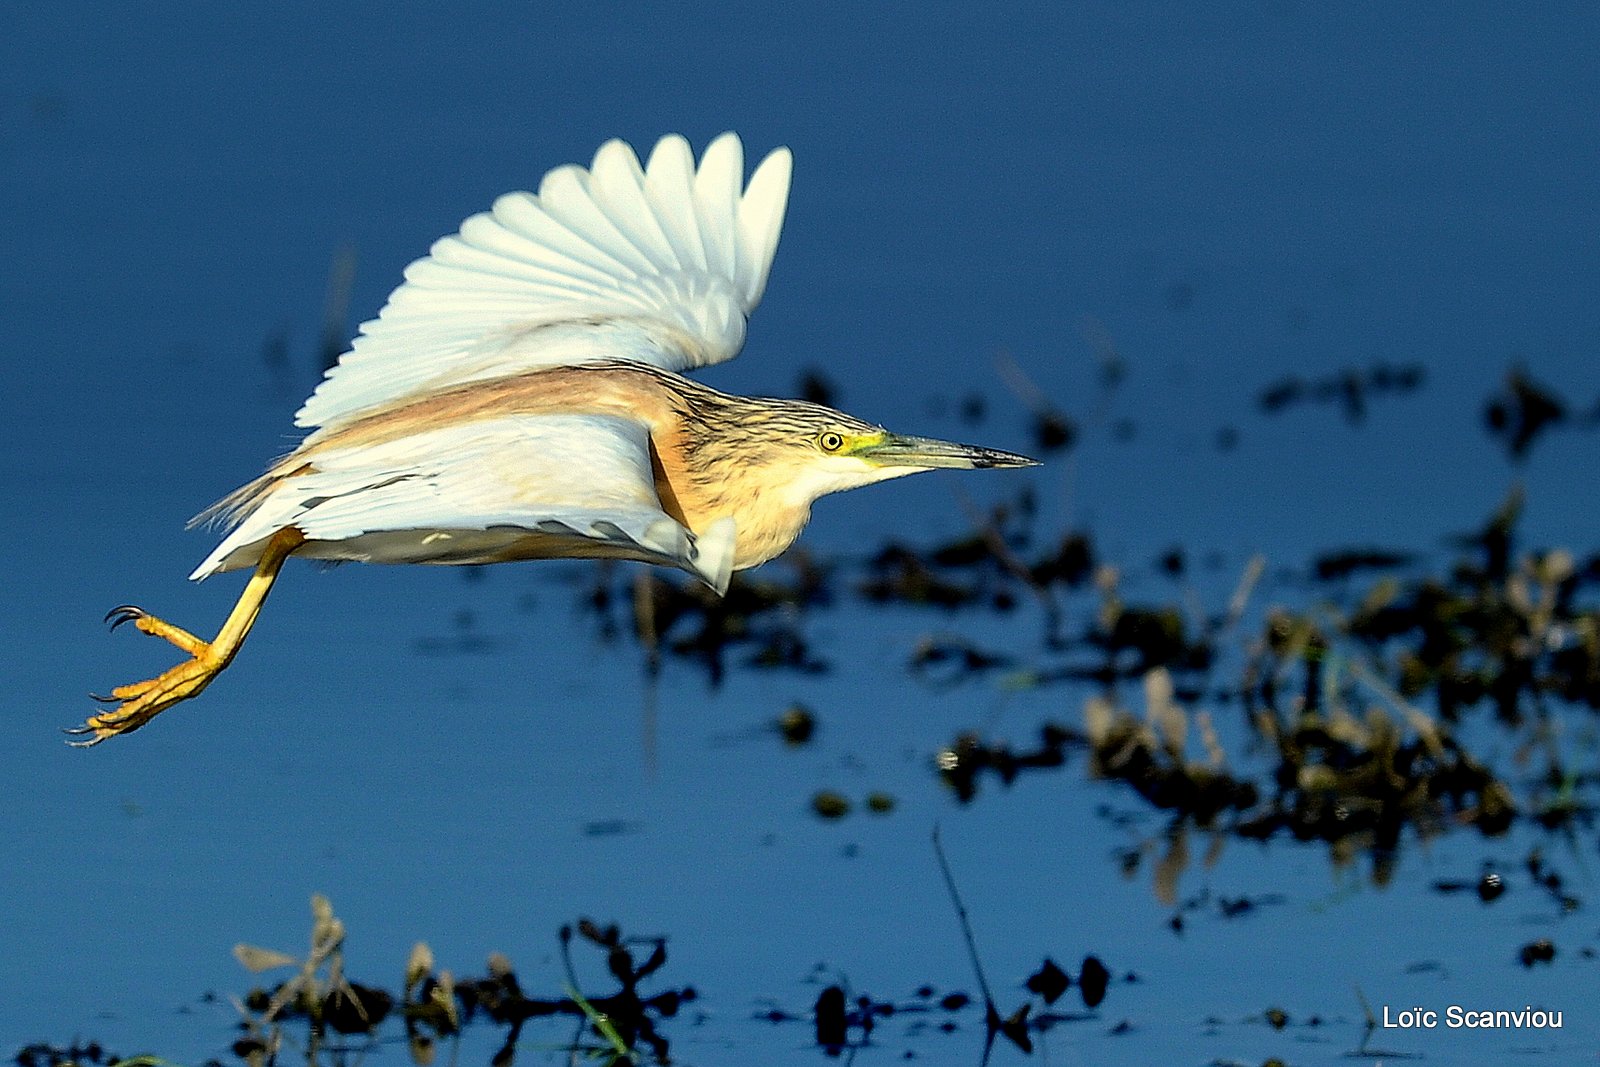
[296,359,702,457]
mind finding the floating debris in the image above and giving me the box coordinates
[1257,361,1424,425]
[1084,672,1258,825]
[1078,956,1110,1009]
[776,704,816,746]
[1312,547,1414,582]
[13,1043,118,1067]
[909,634,1014,687]
[1518,938,1556,967]
[813,984,848,1050]
[1024,958,1070,1005]
[810,791,851,820]
[1432,867,1509,904]
[224,898,693,1066]
[1525,849,1582,912]
[935,722,1083,803]
[597,564,831,683]
[1479,871,1506,902]
[1483,365,1572,459]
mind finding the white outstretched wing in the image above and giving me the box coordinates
[295,132,793,432]
[191,415,736,594]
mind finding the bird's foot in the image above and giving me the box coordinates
[104,603,208,654]
[69,606,223,746]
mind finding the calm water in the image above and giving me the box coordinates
[5,4,1599,1064]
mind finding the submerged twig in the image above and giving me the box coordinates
[931,825,996,1020]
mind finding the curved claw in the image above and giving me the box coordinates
[88,691,120,704]
[105,605,147,631]
[62,724,105,748]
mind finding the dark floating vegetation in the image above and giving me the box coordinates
[224,897,694,1066]
[25,894,1120,1067]
[585,555,831,684]
[765,951,1116,1059]
[1483,365,1600,460]
[939,484,1597,879]
[541,356,1600,1062]
[1256,361,1425,425]
[583,464,1600,885]
[12,1043,127,1067]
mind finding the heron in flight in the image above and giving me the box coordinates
[75,133,1035,745]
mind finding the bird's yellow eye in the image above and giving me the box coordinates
[818,432,845,453]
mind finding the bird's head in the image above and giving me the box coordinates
[695,396,1038,510]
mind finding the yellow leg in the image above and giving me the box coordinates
[70,528,304,746]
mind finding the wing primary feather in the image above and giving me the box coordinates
[455,214,623,291]
[588,139,681,271]
[536,166,657,278]
[489,192,641,282]
[693,133,743,289]
[644,135,708,272]
[294,132,793,431]
[737,146,793,307]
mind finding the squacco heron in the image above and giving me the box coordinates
[75,133,1035,745]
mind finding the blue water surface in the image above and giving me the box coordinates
[4,3,1599,1064]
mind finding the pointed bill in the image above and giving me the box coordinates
[859,433,1039,470]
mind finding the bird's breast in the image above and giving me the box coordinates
[723,501,811,570]
[648,440,810,570]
